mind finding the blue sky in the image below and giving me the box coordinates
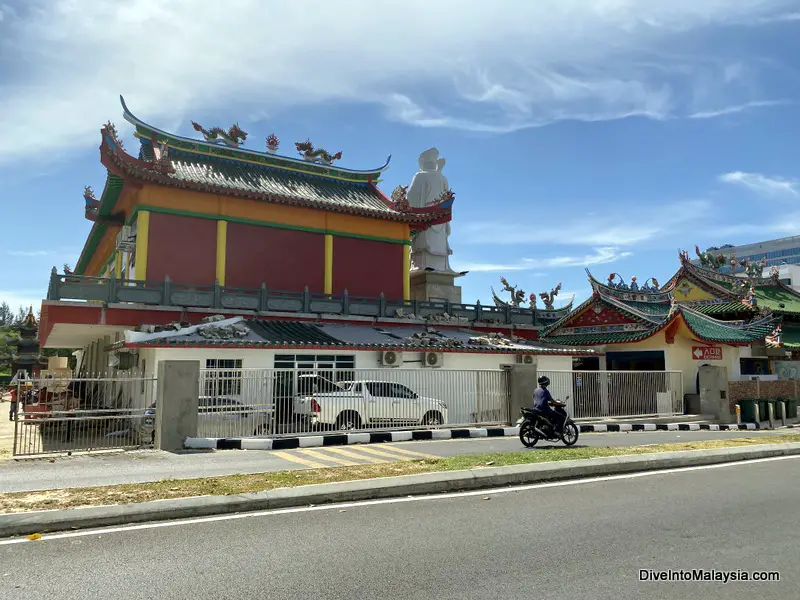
[1,0,800,312]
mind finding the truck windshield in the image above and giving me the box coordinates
[297,374,343,395]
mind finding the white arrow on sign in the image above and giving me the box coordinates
[693,348,704,358]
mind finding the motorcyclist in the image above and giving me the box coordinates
[532,375,566,435]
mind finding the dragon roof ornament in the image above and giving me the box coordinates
[191,121,248,148]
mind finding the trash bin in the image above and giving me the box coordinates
[776,398,797,420]
[738,398,758,423]
[756,399,770,422]
[786,398,798,419]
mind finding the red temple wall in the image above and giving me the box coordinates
[332,237,403,298]
[146,213,218,284]
[226,223,325,292]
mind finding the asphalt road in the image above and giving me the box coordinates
[2,455,797,599]
[0,429,789,493]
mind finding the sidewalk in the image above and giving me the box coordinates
[0,428,787,494]
[0,398,14,460]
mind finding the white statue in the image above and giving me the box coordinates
[407,147,454,272]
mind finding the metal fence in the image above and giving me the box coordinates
[194,367,510,438]
[540,370,684,419]
[12,372,157,457]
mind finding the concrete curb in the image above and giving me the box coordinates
[2,441,798,539]
[184,422,761,450]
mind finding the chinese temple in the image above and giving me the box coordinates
[538,249,793,394]
[39,97,581,371]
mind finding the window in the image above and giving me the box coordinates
[365,382,391,397]
[391,383,417,399]
[205,359,243,396]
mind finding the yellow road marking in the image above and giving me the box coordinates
[347,445,426,461]
[273,451,329,469]
[370,445,438,460]
[297,449,357,467]
[322,446,389,464]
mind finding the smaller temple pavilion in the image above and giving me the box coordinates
[539,249,793,396]
[10,308,47,378]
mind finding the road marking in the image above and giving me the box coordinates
[321,446,390,464]
[373,445,437,459]
[296,449,355,467]
[347,445,423,461]
[272,451,329,469]
[2,454,797,546]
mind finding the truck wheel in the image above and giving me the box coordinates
[422,411,444,427]
[335,411,362,431]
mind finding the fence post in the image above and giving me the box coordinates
[379,292,386,318]
[48,267,58,300]
[155,361,200,451]
[342,289,350,315]
[163,275,172,304]
[508,363,537,425]
[303,286,312,313]
[107,276,117,303]
[260,283,268,312]
[780,401,787,427]
[754,402,760,424]
[214,280,222,309]
[768,401,775,429]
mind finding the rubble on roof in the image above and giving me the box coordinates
[403,331,464,348]
[468,332,516,347]
[198,321,250,339]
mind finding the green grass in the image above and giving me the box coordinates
[2,434,799,515]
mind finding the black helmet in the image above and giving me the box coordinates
[538,376,550,387]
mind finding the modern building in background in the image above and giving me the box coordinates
[695,236,800,288]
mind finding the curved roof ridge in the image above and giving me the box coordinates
[120,95,392,176]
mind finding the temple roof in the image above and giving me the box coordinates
[664,253,800,316]
[540,270,781,346]
[120,317,597,355]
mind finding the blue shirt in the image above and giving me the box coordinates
[533,387,553,410]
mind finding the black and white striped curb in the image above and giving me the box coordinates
[184,422,761,451]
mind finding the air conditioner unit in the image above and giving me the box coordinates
[423,352,444,368]
[108,351,136,371]
[380,350,403,367]
[517,354,535,365]
[116,225,135,252]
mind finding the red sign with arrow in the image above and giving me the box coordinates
[692,346,722,360]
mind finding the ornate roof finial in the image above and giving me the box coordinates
[391,185,411,212]
[266,133,280,153]
[103,121,125,150]
[84,185,100,221]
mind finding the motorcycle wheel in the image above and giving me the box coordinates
[561,422,579,447]
[519,423,539,448]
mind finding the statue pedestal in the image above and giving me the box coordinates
[409,270,463,304]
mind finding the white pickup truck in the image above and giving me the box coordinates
[293,375,448,430]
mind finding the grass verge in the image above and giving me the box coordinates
[2,434,799,515]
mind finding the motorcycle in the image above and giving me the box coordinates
[517,396,579,447]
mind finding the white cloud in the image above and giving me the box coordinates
[8,250,51,257]
[0,290,44,312]
[457,247,631,273]
[706,211,800,239]
[463,199,711,247]
[718,171,800,197]
[0,0,794,164]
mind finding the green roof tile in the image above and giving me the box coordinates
[753,285,800,314]
[681,310,779,344]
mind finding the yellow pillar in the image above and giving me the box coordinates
[216,220,228,286]
[134,211,150,281]
[403,243,411,301]
[114,250,122,279]
[324,234,334,294]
